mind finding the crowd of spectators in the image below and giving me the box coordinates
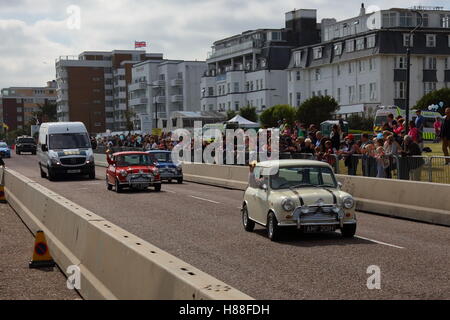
[96,107,450,182]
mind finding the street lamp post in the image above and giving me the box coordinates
[405,10,423,135]
[144,82,163,130]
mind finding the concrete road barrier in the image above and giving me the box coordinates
[179,163,450,227]
[2,168,253,300]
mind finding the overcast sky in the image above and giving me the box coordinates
[0,0,447,90]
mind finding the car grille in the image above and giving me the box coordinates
[60,157,86,166]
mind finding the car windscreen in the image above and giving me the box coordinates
[0,143,8,148]
[374,116,388,127]
[116,154,154,167]
[49,133,90,150]
[18,138,35,144]
[151,152,172,163]
[270,166,337,190]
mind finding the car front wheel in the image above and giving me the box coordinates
[242,205,255,232]
[154,184,161,192]
[341,224,357,238]
[106,178,113,191]
[115,179,123,193]
[267,212,281,242]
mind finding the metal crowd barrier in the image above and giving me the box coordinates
[95,146,450,185]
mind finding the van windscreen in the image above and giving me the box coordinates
[49,133,90,150]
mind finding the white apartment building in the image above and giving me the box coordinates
[128,59,206,132]
[287,4,450,118]
[201,9,321,114]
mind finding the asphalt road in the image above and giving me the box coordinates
[5,153,450,300]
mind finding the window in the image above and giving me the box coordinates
[382,12,397,27]
[358,60,365,72]
[367,35,376,48]
[396,56,407,69]
[294,51,301,67]
[289,72,292,82]
[369,83,377,101]
[337,88,341,103]
[227,83,231,93]
[346,40,354,52]
[296,71,301,81]
[395,82,406,99]
[348,62,354,74]
[296,93,301,107]
[399,12,413,27]
[359,84,366,101]
[337,65,341,76]
[403,34,413,47]
[318,90,322,97]
[440,14,450,28]
[234,82,239,93]
[422,14,429,27]
[289,93,293,106]
[208,87,214,96]
[369,58,375,71]
[426,34,436,48]
[312,91,316,97]
[260,79,264,89]
[448,35,450,47]
[315,69,321,81]
[446,58,449,70]
[334,43,342,56]
[234,102,239,111]
[423,57,437,70]
[356,38,365,51]
[348,86,355,103]
[271,31,281,41]
[313,47,323,60]
[424,82,436,95]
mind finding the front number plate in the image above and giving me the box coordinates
[67,169,81,174]
[305,226,336,233]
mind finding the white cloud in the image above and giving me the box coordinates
[0,0,447,89]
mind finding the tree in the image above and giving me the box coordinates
[226,110,237,121]
[123,109,136,133]
[296,96,339,126]
[32,101,57,124]
[259,105,296,128]
[239,106,258,123]
[415,88,450,115]
[347,114,373,131]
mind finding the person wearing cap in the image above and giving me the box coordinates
[342,134,360,176]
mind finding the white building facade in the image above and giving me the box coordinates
[128,60,207,132]
[287,5,450,118]
[201,9,321,114]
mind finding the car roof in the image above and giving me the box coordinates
[257,159,332,169]
[113,151,150,156]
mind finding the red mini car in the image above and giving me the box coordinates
[106,151,161,193]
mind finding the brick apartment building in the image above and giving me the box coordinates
[55,50,163,133]
[0,81,57,132]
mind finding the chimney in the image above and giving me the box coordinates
[360,3,366,16]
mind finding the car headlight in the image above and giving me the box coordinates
[343,197,355,209]
[281,198,296,212]
[120,170,128,177]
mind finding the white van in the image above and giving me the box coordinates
[38,122,96,180]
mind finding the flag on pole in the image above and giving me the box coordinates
[135,41,147,49]
[2,123,9,130]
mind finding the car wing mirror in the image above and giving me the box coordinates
[338,182,343,189]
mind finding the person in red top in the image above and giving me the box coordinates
[408,121,420,143]
[434,117,442,143]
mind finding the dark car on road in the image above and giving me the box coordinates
[16,136,37,155]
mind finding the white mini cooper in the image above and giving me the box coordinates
[242,160,357,241]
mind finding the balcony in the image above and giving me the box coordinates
[170,95,183,103]
[129,82,147,91]
[207,40,262,61]
[152,80,165,87]
[170,79,183,87]
[129,97,149,106]
[153,96,166,104]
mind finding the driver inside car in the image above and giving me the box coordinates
[270,171,288,189]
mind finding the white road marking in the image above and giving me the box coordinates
[190,196,221,204]
[356,236,405,249]
[165,190,177,194]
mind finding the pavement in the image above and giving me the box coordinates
[4,153,450,300]
[0,199,81,300]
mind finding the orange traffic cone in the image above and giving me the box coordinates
[29,231,55,269]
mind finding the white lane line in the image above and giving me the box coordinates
[356,236,405,249]
[190,196,221,204]
[165,190,177,194]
